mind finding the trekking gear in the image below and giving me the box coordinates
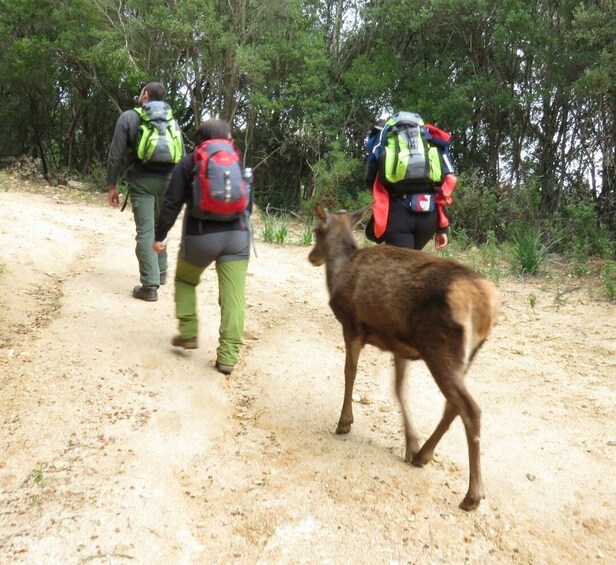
[215,361,234,375]
[134,102,183,166]
[372,112,444,194]
[171,335,198,349]
[399,193,436,213]
[191,139,248,221]
[132,285,158,301]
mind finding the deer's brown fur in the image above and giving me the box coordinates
[308,205,500,510]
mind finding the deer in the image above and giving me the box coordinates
[308,204,500,511]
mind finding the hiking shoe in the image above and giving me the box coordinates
[132,285,158,302]
[215,361,234,375]
[160,271,167,285]
[171,335,198,349]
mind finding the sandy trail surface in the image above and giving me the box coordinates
[0,180,615,564]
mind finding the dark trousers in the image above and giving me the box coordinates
[382,197,439,250]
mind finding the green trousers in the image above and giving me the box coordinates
[175,255,248,367]
[130,176,169,287]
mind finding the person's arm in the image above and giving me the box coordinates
[365,157,379,189]
[154,155,192,248]
[107,111,137,206]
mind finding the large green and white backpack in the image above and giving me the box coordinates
[134,101,183,166]
[378,111,443,193]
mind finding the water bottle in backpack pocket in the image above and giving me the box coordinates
[191,139,248,221]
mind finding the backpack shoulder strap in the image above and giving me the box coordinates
[134,107,147,121]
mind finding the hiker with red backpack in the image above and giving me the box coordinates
[153,118,252,376]
[107,81,184,301]
[364,111,457,251]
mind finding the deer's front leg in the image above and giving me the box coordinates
[336,333,362,434]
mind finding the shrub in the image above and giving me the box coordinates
[600,261,616,301]
[553,199,615,258]
[509,226,551,275]
[449,172,500,244]
[261,215,276,243]
[261,214,290,245]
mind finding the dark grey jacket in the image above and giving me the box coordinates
[106,107,175,186]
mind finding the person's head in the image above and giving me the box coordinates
[195,118,232,144]
[138,82,166,104]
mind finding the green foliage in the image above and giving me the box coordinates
[552,200,615,259]
[446,230,503,282]
[299,143,364,213]
[600,261,616,301]
[449,172,500,243]
[261,215,277,243]
[261,214,290,245]
[274,219,290,245]
[300,223,314,246]
[509,227,551,276]
[32,465,46,488]
[0,0,615,250]
[528,293,537,314]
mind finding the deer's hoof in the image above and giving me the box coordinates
[335,420,352,434]
[411,450,433,467]
[459,492,484,511]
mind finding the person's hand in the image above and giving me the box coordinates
[108,186,120,207]
[435,232,448,250]
[152,241,166,254]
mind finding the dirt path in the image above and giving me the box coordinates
[1,180,615,564]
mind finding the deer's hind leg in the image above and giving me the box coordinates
[411,400,457,467]
[416,354,485,511]
[393,354,420,461]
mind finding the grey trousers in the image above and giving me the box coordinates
[130,175,169,286]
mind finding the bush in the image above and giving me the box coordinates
[449,172,500,244]
[261,214,290,245]
[553,200,615,259]
[509,226,551,275]
[600,261,616,301]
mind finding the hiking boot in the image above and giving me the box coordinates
[171,335,198,350]
[132,285,158,302]
[160,271,167,285]
[215,361,234,375]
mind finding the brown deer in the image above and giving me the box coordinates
[308,205,500,510]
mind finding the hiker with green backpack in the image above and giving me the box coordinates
[364,111,457,251]
[107,81,184,301]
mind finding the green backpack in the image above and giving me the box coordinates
[378,111,443,192]
[134,101,183,166]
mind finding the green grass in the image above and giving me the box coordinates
[509,227,551,275]
[300,224,313,245]
[261,214,291,245]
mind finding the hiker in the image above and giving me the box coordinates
[153,118,252,376]
[107,81,184,301]
[364,112,457,251]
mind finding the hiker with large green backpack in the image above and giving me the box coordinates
[364,111,457,251]
[107,81,184,301]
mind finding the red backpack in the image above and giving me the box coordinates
[191,139,248,221]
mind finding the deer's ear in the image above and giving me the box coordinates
[315,204,327,223]
[350,204,371,227]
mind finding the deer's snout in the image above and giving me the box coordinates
[308,248,324,266]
